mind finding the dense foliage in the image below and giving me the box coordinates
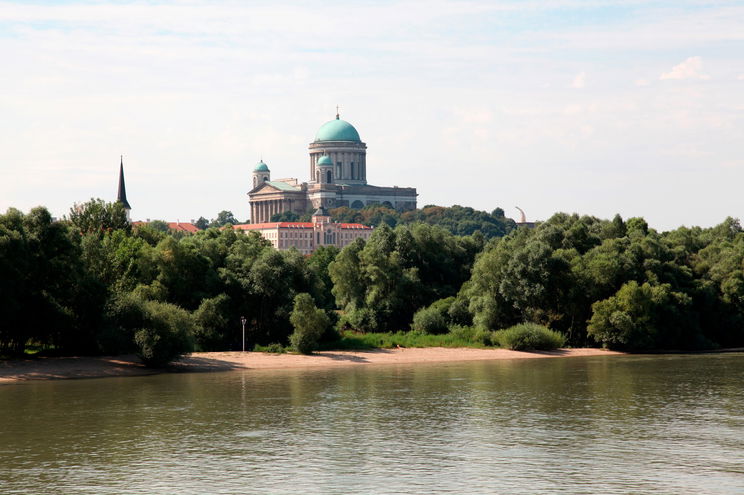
[2,199,743,363]
[330,204,515,239]
[493,323,566,351]
[289,293,330,354]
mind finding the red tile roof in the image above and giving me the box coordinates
[168,222,200,233]
[132,221,200,233]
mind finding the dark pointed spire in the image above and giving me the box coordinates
[117,155,131,210]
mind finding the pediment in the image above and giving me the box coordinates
[249,181,296,195]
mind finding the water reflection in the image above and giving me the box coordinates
[1,354,744,494]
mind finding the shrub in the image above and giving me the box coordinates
[134,300,194,367]
[289,293,330,354]
[448,324,476,341]
[254,343,287,353]
[493,323,565,351]
[473,328,496,346]
[411,306,448,334]
[411,297,455,334]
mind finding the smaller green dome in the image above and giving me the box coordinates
[317,155,333,166]
[254,160,269,172]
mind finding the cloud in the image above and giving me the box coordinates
[635,78,650,87]
[738,74,744,80]
[571,72,586,89]
[660,56,710,80]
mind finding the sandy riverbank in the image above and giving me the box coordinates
[0,347,624,384]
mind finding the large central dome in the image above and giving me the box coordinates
[314,116,361,142]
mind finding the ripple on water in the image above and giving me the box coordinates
[1,354,744,494]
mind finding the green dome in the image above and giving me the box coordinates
[254,160,269,172]
[317,155,333,166]
[314,117,361,142]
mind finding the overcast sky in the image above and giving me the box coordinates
[1,0,742,230]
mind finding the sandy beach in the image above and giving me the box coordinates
[0,347,623,384]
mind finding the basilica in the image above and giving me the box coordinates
[247,112,418,223]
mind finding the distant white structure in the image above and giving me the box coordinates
[233,207,373,254]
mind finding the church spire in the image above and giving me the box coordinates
[117,155,131,211]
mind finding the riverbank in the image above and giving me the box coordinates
[0,347,624,384]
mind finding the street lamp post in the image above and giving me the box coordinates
[240,316,247,352]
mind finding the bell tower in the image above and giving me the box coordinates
[252,159,271,188]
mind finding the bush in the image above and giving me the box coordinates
[134,300,194,367]
[411,297,455,334]
[101,291,194,365]
[411,306,448,334]
[289,293,330,354]
[254,343,287,353]
[493,323,565,351]
[448,324,476,341]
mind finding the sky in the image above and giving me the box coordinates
[1,0,742,231]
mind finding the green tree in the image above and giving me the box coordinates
[193,293,232,351]
[67,198,130,235]
[210,210,238,227]
[587,281,695,350]
[134,299,194,367]
[271,211,300,222]
[194,217,210,230]
[0,207,102,354]
[289,293,329,354]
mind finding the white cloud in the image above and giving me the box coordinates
[635,78,650,87]
[660,56,710,80]
[738,74,744,80]
[571,72,586,89]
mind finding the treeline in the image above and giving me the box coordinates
[2,201,743,364]
[271,204,515,239]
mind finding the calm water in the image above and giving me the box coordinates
[1,354,743,494]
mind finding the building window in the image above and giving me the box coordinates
[336,164,341,178]
[327,170,332,183]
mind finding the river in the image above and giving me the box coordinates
[1,353,743,494]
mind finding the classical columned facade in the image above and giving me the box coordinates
[247,112,417,224]
[308,141,367,185]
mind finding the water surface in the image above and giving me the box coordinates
[1,353,743,494]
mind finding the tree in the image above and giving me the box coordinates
[210,210,238,227]
[587,281,695,350]
[193,293,232,351]
[194,217,210,230]
[134,299,194,367]
[148,220,170,232]
[271,211,300,222]
[289,293,329,354]
[67,198,130,235]
[0,207,101,355]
